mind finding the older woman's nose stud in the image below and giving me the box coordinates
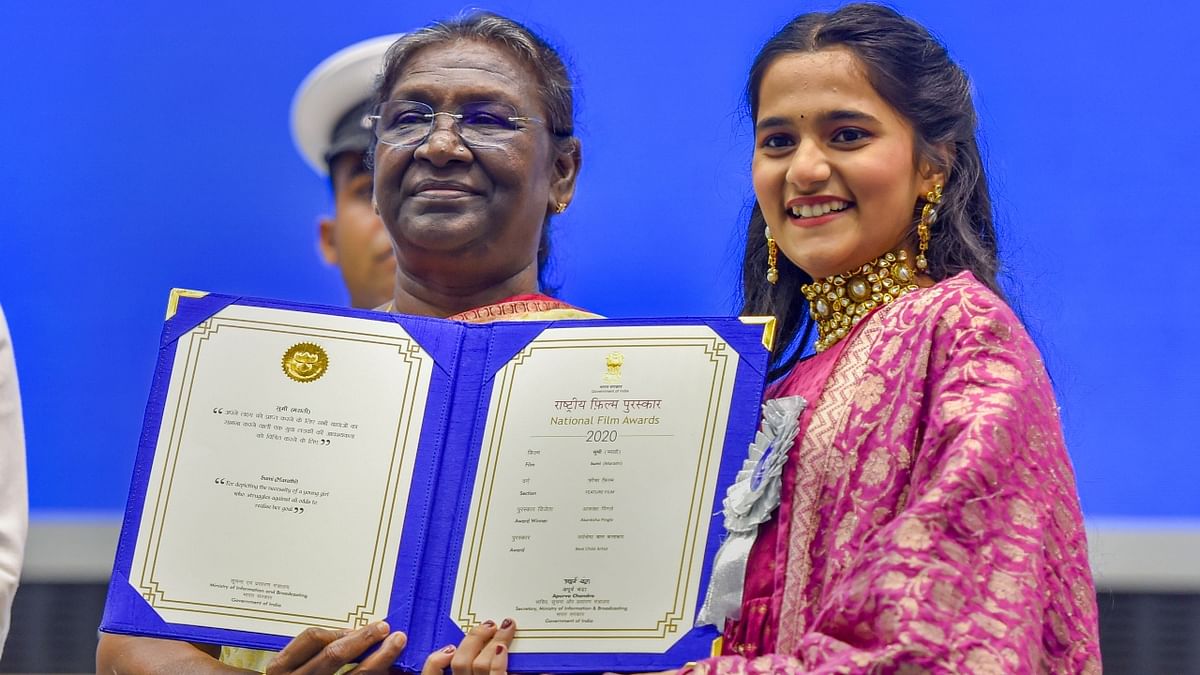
[417,125,470,160]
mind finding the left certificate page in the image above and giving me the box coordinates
[115,300,435,640]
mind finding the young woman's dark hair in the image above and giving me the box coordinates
[370,12,577,294]
[740,3,1002,378]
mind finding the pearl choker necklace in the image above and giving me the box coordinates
[800,249,919,352]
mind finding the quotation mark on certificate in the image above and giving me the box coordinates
[211,474,329,516]
[211,405,354,447]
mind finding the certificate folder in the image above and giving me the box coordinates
[101,290,772,672]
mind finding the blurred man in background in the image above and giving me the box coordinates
[292,35,402,309]
[0,305,28,657]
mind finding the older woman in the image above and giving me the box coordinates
[369,16,589,324]
[96,12,594,675]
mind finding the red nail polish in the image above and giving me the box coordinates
[495,644,505,655]
[482,619,496,628]
[500,618,513,629]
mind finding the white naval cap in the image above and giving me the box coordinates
[290,34,404,177]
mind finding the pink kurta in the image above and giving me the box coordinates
[700,272,1100,674]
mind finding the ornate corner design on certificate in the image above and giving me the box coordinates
[452,325,740,653]
[128,304,433,636]
[165,288,209,320]
[737,316,777,352]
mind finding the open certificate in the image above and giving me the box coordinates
[101,290,772,672]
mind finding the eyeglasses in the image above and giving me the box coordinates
[366,100,547,149]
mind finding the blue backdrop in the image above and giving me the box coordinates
[1,1,1197,518]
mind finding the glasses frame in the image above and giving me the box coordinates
[365,100,548,150]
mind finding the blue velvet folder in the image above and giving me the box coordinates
[101,290,771,672]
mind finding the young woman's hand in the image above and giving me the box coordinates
[421,618,516,675]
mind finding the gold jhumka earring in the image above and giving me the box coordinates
[916,183,943,271]
[765,226,778,284]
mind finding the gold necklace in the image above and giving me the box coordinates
[801,249,919,352]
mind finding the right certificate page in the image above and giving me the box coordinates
[452,324,743,654]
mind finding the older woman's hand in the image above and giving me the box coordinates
[421,618,515,675]
[265,621,407,674]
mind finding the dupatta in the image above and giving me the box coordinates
[703,272,1099,674]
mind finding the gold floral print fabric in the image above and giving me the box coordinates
[701,273,1100,674]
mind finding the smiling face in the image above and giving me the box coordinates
[752,47,943,280]
[372,39,575,296]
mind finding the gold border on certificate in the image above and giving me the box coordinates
[452,326,739,651]
[131,309,431,631]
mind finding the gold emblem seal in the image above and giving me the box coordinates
[604,352,624,383]
[281,343,329,383]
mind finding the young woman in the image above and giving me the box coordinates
[688,4,1101,672]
